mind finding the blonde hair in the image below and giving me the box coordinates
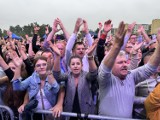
[118,50,126,57]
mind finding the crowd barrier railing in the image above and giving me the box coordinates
[34,110,146,120]
[0,105,146,120]
[0,105,14,120]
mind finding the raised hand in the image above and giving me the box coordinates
[103,20,113,34]
[130,42,143,54]
[98,22,103,30]
[73,18,83,34]
[34,26,40,34]
[49,43,61,57]
[45,25,49,35]
[52,19,60,33]
[137,25,144,35]
[157,28,160,45]
[17,41,22,51]
[0,38,5,45]
[7,30,12,38]
[8,50,18,60]
[86,38,99,56]
[12,56,23,67]
[82,19,89,34]
[56,18,64,29]
[127,22,136,33]
[98,22,103,38]
[25,34,32,44]
[114,21,126,47]
[46,54,53,72]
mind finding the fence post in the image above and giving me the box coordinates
[0,105,14,120]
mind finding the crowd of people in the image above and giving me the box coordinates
[0,18,160,120]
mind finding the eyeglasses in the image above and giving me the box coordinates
[35,63,47,68]
[126,46,133,48]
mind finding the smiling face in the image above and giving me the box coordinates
[34,57,48,76]
[73,43,85,58]
[112,55,128,80]
[69,57,83,76]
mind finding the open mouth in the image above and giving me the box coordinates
[121,68,127,71]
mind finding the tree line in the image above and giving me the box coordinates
[0,22,52,38]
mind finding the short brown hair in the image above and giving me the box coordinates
[68,55,82,66]
[33,56,47,68]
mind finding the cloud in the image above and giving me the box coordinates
[0,0,160,32]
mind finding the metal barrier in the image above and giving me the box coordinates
[0,105,146,120]
[34,110,146,120]
[0,105,14,120]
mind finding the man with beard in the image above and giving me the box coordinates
[98,22,160,118]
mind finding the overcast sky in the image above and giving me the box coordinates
[0,0,159,33]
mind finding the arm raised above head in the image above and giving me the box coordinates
[148,29,160,67]
[102,21,126,69]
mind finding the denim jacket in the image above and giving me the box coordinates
[12,71,60,107]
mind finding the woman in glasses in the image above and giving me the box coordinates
[11,56,60,120]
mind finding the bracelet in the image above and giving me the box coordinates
[87,55,94,60]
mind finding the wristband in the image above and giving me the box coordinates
[87,55,94,60]
[47,71,53,75]
[100,34,107,40]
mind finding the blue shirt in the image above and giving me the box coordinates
[12,71,60,107]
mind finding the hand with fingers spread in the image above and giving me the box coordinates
[73,18,83,34]
[8,50,19,60]
[12,56,23,67]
